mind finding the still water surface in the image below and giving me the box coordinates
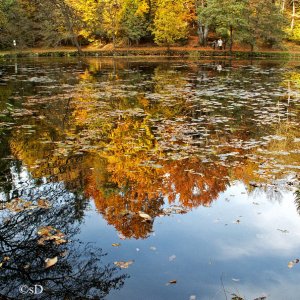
[0,58,300,299]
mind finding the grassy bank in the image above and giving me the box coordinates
[1,47,300,59]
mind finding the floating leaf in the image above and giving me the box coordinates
[112,243,121,247]
[231,294,244,300]
[37,199,51,209]
[37,226,67,245]
[288,259,299,268]
[5,198,37,212]
[138,212,152,221]
[166,280,177,285]
[114,260,134,269]
[45,256,58,269]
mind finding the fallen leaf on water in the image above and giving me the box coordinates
[38,226,67,245]
[288,259,300,268]
[232,278,240,282]
[166,280,177,285]
[150,246,157,251]
[112,243,121,247]
[114,260,134,269]
[5,198,37,212]
[37,226,53,236]
[45,256,58,269]
[37,199,51,209]
[189,296,196,300]
[138,211,152,221]
[231,294,244,300]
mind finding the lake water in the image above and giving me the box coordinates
[0,57,300,300]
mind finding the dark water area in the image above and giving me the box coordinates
[0,57,300,300]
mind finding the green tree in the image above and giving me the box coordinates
[120,0,149,44]
[0,0,38,49]
[199,0,249,52]
[243,0,286,50]
[196,0,209,46]
[0,2,8,30]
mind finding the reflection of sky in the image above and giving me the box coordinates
[0,166,77,205]
[80,181,300,300]
[1,166,300,299]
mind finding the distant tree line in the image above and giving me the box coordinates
[0,0,299,51]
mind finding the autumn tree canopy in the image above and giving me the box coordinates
[0,0,297,50]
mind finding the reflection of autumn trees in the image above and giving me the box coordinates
[9,114,239,238]
[163,157,229,208]
[4,59,300,239]
[86,117,164,239]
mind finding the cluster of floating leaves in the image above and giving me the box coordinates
[37,226,67,246]
[4,198,51,212]
[1,196,65,271]
[114,260,134,269]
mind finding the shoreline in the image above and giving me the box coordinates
[1,48,300,59]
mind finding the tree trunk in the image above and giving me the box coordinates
[196,0,209,46]
[291,0,296,30]
[197,22,209,46]
[57,1,83,55]
[203,24,209,46]
[281,0,285,12]
[73,37,82,54]
[229,25,233,52]
[112,34,116,49]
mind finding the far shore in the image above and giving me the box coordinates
[1,45,300,59]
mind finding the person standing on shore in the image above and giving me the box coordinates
[217,38,223,50]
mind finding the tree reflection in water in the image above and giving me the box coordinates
[0,176,127,300]
[295,187,300,214]
[1,59,300,249]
